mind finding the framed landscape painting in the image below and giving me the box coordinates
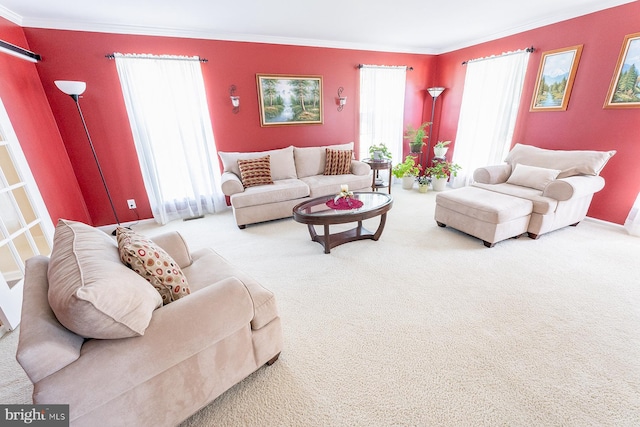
[531,45,583,112]
[256,74,323,126]
[604,32,640,109]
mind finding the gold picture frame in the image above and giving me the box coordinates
[604,32,640,109]
[530,45,583,112]
[256,74,323,126]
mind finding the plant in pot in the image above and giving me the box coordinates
[425,160,461,191]
[368,143,392,161]
[416,175,431,193]
[404,122,431,154]
[392,155,421,190]
[434,140,451,158]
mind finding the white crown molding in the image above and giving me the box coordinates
[0,5,23,26]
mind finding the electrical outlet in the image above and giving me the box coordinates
[127,199,136,209]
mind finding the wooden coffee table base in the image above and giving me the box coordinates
[306,214,388,254]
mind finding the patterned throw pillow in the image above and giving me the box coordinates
[117,227,190,305]
[237,155,274,188]
[324,149,352,175]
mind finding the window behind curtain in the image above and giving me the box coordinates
[358,65,407,163]
[114,53,225,224]
[451,50,531,187]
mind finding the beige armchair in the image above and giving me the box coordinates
[17,220,283,426]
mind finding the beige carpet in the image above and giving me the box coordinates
[2,186,639,426]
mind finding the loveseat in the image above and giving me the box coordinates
[16,219,283,426]
[435,144,616,246]
[219,142,372,228]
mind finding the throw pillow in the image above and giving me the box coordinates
[237,155,274,188]
[507,163,561,190]
[324,149,352,175]
[117,227,191,305]
[47,219,163,339]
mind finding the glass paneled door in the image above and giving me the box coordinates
[0,96,54,333]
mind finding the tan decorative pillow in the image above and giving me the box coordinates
[117,227,190,305]
[324,149,352,175]
[237,155,274,188]
[47,219,163,339]
[507,163,561,190]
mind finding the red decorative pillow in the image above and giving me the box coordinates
[237,155,274,188]
[117,227,190,305]
[324,149,352,175]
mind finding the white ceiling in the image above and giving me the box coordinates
[0,0,635,54]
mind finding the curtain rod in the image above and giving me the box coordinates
[0,40,41,63]
[358,64,413,71]
[105,54,208,63]
[462,46,534,65]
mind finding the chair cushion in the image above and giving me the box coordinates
[505,143,616,178]
[507,163,561,190]
[237,155,274,188]
[324,149,353,175]
[218,146,297,181]
[47,219,163,339]
[117,227,191,305]
[293,142,354,178]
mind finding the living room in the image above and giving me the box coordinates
[0,1,639,426]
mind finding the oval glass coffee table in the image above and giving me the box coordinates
[293,192,393,254]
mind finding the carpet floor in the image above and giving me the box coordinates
[1,185,639,426]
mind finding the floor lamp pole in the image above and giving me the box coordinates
[425,87,445,167]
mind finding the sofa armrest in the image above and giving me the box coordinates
[351,160,371,176]
[151,231,193,268]
[543,175,605,201]
[221,171,244,196]
[473,164,512,184]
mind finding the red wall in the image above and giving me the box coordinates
[435,2,640,224]
[0,18,89,225]
[24,29,435,226]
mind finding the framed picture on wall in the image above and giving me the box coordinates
[256,74,323,126]
[604,32,640,109]
[530,45,583,112]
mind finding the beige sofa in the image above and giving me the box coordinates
[435,144,616,246]
[16,219,283,426]
[219,142,372,228]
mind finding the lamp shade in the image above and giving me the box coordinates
[427,87,445,98]
[55,80,87,96]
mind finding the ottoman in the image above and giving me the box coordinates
[435,187,533,247]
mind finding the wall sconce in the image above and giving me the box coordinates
[337,87,347,112]
[229,85,240,114]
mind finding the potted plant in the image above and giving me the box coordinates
[404,122,431,153]
[425,160,461,191]
[392,155,421,190]
[434,140,451,158]
[416,175,431,193]
[368,143,392,161]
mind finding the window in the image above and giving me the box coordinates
[0,97,53,332]
[114,53,225,224]
[358,65,407,163]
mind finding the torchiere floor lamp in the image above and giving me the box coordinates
[426,87,445,166]
[55,80,121,233]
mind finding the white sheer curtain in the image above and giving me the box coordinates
[114,53,225,224]
[358,65,407,163]
[451,50,531,187]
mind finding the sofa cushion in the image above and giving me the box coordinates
[294,142,354,178]
[117,227,191,305]
[230,178,310,209]
[219,146,297,181]
[472,182,558,215]
[300,173,373,198]
[505,143,616,178]
[324,149,353,175]
[506,163,561,190]
[237,155,274,188]
[47,219,163,339]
